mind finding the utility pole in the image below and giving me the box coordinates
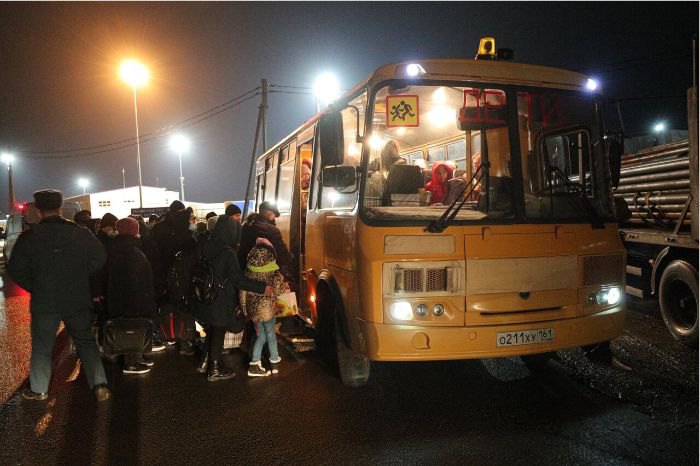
[243,79,268,220]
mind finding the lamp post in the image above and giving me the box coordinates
[312,72,340,113]
[1,153,15,213]
[119,59,150,208]
[78,178,89,195]
[169,134,190,202]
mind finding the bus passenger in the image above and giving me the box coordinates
[425,161,454,205]
[239,202,293,285]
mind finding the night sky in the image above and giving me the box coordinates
[0,2,697,209]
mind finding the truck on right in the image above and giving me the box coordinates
[614,87,698,346]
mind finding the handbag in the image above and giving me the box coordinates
[226,305,247,334]
[103,318,154,356]
[223,330,244,349]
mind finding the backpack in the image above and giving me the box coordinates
[166,249,196,306]
[191,248,229,305]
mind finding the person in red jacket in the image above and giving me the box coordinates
[425,161,454,205]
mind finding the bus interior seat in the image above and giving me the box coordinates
[385,165,424,206]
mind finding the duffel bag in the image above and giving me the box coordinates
[103,318,154,356]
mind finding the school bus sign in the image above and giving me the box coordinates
[386,95,419,127]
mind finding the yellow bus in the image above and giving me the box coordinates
[253,38,626,386]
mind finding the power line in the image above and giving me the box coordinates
[22,86,261,156]
[23,92,261,160]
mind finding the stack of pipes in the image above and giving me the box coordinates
[613,140,691,227]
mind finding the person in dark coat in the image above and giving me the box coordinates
[152,201,197,352]
[8,189,110,401]
[108,217,157,374]
[192,215,271,381]
[238,202,293,284]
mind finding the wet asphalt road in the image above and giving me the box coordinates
[0,267,697,465]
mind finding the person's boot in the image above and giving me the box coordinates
[197,352,209,374]
[207,360,235,382]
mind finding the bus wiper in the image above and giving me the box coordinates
[426,162,490,233]
[544,163,605,229]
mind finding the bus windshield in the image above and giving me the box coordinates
[360,83,614,223]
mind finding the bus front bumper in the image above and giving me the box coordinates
[357,306,625,361]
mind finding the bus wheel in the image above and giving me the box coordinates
[659,260,698,347]
[334,316,370,387]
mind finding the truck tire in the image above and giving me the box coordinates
[659,260,698,347]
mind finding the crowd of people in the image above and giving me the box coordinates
[8,189,294,402]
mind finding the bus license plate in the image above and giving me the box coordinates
[496,328,555,347]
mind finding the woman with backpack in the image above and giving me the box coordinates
[191,215,272,381]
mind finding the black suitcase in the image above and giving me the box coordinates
[103,318,154,356]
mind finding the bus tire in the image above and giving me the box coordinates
[335,315,370,387]
[659,260,698,347]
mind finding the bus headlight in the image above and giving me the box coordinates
[594,287,622,306]
[390,301,414,321]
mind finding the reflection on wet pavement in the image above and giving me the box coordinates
[0,271,32,404]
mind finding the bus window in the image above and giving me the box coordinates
[277,144,295,213]
[446,139,467,171]
[319,92,366,209]
[427,146,446,162]
[264,153,279,203]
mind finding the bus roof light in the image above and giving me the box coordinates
[475,37,497,60]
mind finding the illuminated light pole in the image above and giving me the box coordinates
[169,133,190,202]
[120,59,150,208]
[312,72,340,113]
[1,153,15,213]
[653,121,667,145]
[78,178,89,195]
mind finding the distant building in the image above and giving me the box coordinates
[65,186,180,220]
[64,185,253,221]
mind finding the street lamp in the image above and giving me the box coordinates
[120,59,150,208]
[169,133,190,201]
[312,72,340,112]
[1,153,15,213]
[78,178,89,195]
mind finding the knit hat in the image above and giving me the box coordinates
[101,212,118,229]
[116,217,139,237]
[169,200,185,213]
[33,189,63,211]
[225,204,241,216]
[74,210,92,225]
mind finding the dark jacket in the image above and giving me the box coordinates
[238,214,293,281]
[192,216,266,327]
[107,235,156,318]
[7,216,106,314]
[152,209,196,296]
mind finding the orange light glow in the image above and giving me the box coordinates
[119,60,150,88]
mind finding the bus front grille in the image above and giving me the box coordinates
[581,254,624,287]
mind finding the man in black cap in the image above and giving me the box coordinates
[238,201,293,283]
[8,189,111,401]
[224,203,243,250]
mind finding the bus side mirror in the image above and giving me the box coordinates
[322,165,358,192]
[319,112,344,167]
[606,137,623,189]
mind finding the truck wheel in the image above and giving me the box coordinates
[659,260,698,346]
[335,314,371,387]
